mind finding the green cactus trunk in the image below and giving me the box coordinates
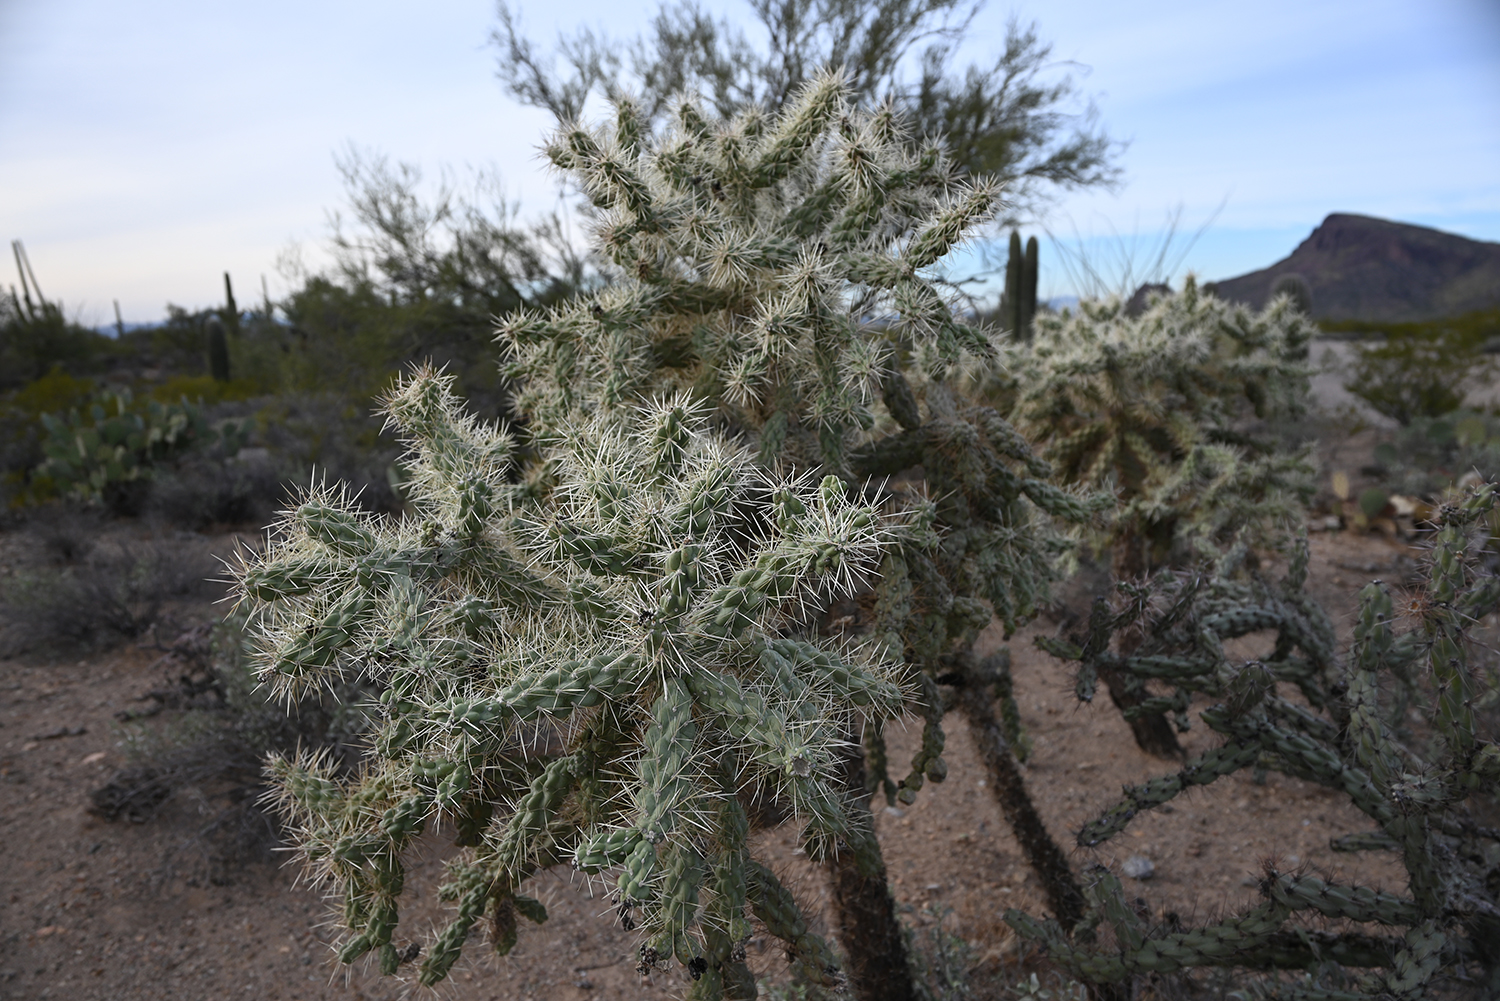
[1021,235,1038,340]
[223,271,241,336]
[207,316,231,382]
[1002,230,1023,337]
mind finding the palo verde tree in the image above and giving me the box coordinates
[497,70,1107,995]
[1025,486,1500,998]
[493,0,1120,222]
[271,149,588,411]
[241,375,903,997]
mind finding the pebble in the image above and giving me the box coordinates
[1122,855,1155,880]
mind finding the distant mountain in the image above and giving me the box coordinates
[1208,214,1500,323]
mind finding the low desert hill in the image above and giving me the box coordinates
[1209,213,1500,323]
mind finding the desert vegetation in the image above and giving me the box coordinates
[4,3,1500,1000]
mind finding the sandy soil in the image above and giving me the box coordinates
[0,505,1437,1001]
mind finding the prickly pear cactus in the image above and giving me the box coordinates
[238,369,905,991]
[1004,278,1317,575]
[1022,485,1500,997]
[36,387,249,504]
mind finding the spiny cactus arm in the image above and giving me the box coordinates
[1008,893,1321,983]
[1119,688,1191,731]
[435,652,641,738]
[632,678,700,849]
[381,365,515,483]
[893,672,947,804]
[1263,870,1423,926]
[1204,710,1392,824]
[745,860,843,988]
[850,426,927,479]
[852,183,998,278]
[1348,582,1403,791]
[260,591,375,690]
[418,861,494,986]
[690,480,887,639]
[1112,653,1218,683]
[1076,741,1261,847]
[1331,830,1401,853]
[746,70,844,188]
[1382,920,1447,1001]
[685,670,823,783]
[762,636,905,710]
[652,841,706,967]
[1019,476,1112,523]
[484,754,583,878]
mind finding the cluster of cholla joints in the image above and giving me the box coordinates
[498,68,1104,804]
[241,374,905,992]
[1028,486,1500,997]
[1001,279,1319,577]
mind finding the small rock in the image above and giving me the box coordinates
[883,806,906,818]
[1122,855,1155,880]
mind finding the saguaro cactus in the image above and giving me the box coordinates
[239,372,905,994]
[206,315,231,382]
[998,231,1038,340]
[1025,486,1500,997]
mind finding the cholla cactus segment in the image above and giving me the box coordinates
[502,77,1104,840]
[501,70,997,473]
[1004,278,1317,572]
[1022,485,1500,995]
[236,371,906,990]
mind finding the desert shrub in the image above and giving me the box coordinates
[0,287,114,388]
[1342,315,1497,425]
[91,611,372,881]
[0,530,220,654]
[1368,409,1500,501]
[145,452,285,530]
[1024,488,1500,997]
[1002,280,1316,577]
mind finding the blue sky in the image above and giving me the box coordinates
[1,0,1497,323]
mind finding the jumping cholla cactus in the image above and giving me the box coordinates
[238,370,907,995]
[1003,279,1317,578]
[1025,486,1500,997]
[497,71,1107,965]
[500,65,1101,780]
